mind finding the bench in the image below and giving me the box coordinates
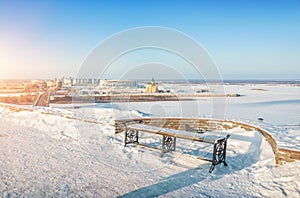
[124,123,230,173]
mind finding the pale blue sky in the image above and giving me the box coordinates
[0,0,299,80]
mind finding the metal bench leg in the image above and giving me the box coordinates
[160,135,176,157]
[209,135,230,173]
[210,141,224,173]
[124,129,139,146]
[209,143,217,173]
[223,137,228,166]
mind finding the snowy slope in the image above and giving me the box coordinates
[0,102,299,197]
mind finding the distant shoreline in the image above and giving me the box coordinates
[52,93,241,104]
[1,79,300,84]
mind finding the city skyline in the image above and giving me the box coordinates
[0,0,299,80]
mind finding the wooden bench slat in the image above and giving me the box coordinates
[127,124,226,144]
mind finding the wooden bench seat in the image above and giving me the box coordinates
[124,124,230,173]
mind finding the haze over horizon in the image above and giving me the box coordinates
[0,0,299,80]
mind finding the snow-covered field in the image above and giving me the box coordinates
[0,83,299,197]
